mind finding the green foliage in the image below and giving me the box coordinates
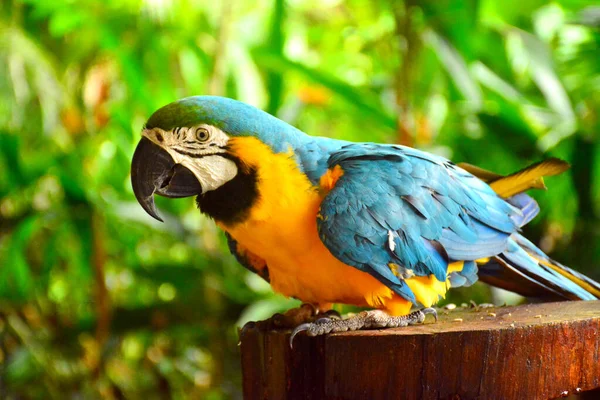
[0,0,598,398]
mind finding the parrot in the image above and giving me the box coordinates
[130,96,600,344]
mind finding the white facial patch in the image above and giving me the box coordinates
[181,155,238,193]
[142,124,239,193]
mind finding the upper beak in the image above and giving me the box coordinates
[131,137,202,222]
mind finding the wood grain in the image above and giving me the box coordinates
[240,301,600,400]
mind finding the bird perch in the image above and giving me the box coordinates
[240,301,600,399]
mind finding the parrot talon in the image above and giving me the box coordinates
[289,323,313,348]
[288,308,438,349]
[422,307,438,322]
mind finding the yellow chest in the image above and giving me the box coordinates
[221,184,388,306]
[219,137,389,307]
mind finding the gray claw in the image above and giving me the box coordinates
[422,307,438,322]
[289,323,312,349]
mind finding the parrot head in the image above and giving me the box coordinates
[131,96,300,222]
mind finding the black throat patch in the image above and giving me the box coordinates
[195,158,259,225]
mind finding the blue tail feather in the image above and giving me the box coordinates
[478,235,598,301]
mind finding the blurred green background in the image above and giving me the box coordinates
[0,0,599,398]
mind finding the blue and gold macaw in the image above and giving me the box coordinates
[131,96,600,342]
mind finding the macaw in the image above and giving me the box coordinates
[130,96,600,343]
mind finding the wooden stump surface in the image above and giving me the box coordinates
[240,300,600,400]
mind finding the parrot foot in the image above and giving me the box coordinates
[242,304,340,333]
[289,307,437,348]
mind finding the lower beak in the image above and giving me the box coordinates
[131,137,202,222]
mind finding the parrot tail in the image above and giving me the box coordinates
[458,157,570,198]
[464,157,600,300]
[478,235,600,301]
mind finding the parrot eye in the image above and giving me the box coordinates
[195,127,210,142]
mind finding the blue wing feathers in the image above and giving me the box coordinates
[507,193,540,227]
[449,260,478,287]
[316,143,520,301]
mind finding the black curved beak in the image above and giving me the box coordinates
[131,137,202,222]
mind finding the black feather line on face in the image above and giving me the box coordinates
[195,154,259,225]
[174,149,210,158]
[172,145,227,158]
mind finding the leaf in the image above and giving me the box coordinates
[1,26,63,133]
[3,348,41,384]
[472,61,523,102]
[479,0,548,28]
[133,265,205,293]
[575,6,600,27]
[48,8,89,37]
[229,44,267,108]
[0,216,41,301]
[424,30,483,111]
[518,30,576,121]
[420,0,479,60]
[0,131,24,193]
[264,0,285,115]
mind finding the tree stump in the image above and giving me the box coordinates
[240,300,600,399]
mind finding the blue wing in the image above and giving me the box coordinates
[316,143,521,303]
